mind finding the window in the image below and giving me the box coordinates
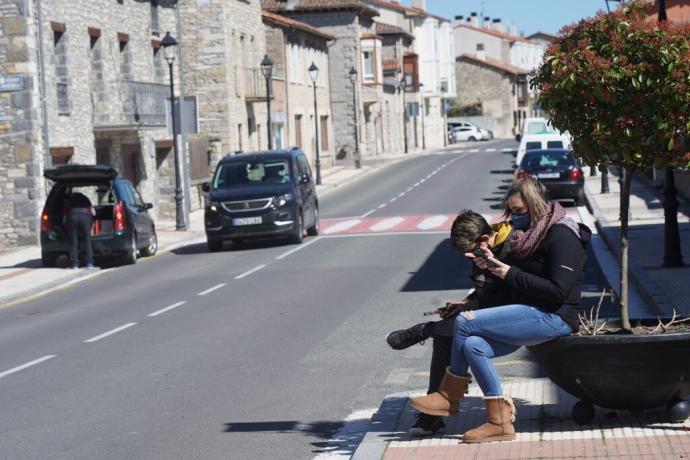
[525,141,542,151]
[546,141,564,149]
[294,114,303,148]
[150,0,159,32]
[52,25,70,115]
[320,116,328,151]
[118,33,132,80]
[363,51,375,81]
[152,42,165,82]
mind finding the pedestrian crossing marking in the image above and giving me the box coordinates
[370,217,405,232]
[417,215,449,230]
[322,219,361,235]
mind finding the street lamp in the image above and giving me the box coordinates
[160,31,186,231]
[260,55,273,150]
[419,82,426,150]
[400,76,409,154]
[308,62,322,185]
[349,66,361,169]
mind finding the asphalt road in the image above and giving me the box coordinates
[0,139,609,459]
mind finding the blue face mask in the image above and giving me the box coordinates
[511,212,531,231]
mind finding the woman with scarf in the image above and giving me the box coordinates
[410,178,590,443]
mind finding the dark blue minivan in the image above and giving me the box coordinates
[202,149,319,252]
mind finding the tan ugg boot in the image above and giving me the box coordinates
[462,396,516,443]
[410,368,471,416]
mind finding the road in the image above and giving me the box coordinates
[0,139,610,459]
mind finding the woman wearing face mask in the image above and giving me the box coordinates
[410,178,590,444]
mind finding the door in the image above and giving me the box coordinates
[120,144,141,189]
[117,180,150,246]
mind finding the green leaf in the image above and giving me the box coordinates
[625,127,633,137]
[668,62,675,72]
[668,137,675,151]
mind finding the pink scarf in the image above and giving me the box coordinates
[510,201,566,259]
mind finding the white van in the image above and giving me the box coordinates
[516,132,572,165]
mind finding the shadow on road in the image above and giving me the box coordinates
[402,238,474,292]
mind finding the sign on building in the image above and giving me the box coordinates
[165,95,198,136]
[0,75,23,92]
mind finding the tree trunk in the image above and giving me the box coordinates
[619,168,633,331]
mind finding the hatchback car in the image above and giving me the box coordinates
[41,165,158,267]
[452,126,484,142]
[202,149,319,251]
[516,149,585,206]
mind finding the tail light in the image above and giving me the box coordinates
[113,202,126,232]
[40,206,51,233]
[568,168,584,180]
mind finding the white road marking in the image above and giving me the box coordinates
[0,355,56,379]
[234,264,267,279]
[276,237,322,260]
[406,187,413,192]
[370,217,405,232]
[389,197,397,203]
[377,203,386,209]
[417,215,450,230]
[384,368,415,385]
[469,148,480,153]
[322,230,447,238]
[414,182,420,187]
[502,148,513,152]
[311,408,377,460]
[397,192,405,198]
[323,219,362,235]
[486,148,496,152]
[197,283,226,296]
[360,209,376,218]
[84,323,137,343]
[419,178,426,183]
[148,301,186,317]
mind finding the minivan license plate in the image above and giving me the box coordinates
[233,217,262,226]
[538,172,560,179]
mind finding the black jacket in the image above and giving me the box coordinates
[467,234,512,309]
[503,223,590,330]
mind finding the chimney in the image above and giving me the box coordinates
[509,23,518,36]
[476,43,485,61]
[470,12,479,27]
[455,15,464,21]
[411,0,426,10]
[492,18,504,33]
[484,17,491,29]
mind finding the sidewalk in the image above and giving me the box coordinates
[0,148,427,308]
[352,169,690,459]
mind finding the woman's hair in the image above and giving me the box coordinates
[502,178,549,224]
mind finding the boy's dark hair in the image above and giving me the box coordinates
[450,209,491,253]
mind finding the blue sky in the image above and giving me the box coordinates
[417,1,611,36]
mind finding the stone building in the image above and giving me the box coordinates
[262,11,335,171]
[0,0,180,251]
[262,0,386,160]
[455,54,529,139]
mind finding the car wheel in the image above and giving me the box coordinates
[290,211,304,244]
[41,251,56,268]
[122,232,138,265]
[207,239,223,252]
[140,230,158,257]
[468,136,477,142]
[307,207,319,236]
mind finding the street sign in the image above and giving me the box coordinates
[166,95,198,136]
[0,75,23,92]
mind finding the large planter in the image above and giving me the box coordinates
[528,331,690,424]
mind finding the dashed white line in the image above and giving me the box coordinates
[397,192,405,198]
[389,197,397,203]
[276,236,322,259]
[377,203,387,209]
[197,283,227,296]
[406,187,413,192]
[414,182,420,187]
[0,355,56,379]
[370,217,405,232]
[360,209,376,218]
[84,323,137,343]
[419,178,426,183]
[486,148,496,152]
[469,148,480,153]
[148,301,186,318]
[235,264,267,279]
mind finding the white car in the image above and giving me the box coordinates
[452,126,484,142]
[516,132,572,165]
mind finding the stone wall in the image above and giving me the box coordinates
[0,0,42,249]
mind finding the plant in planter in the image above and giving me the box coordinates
[528,1,690,423]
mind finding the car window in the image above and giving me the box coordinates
[525,141,542,151]
[297,155,310,178]
[213,159,291,188]
[526,122,548,134]
[546,141,564,149]
[522,151,576,169]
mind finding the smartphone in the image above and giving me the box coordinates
[473,248,497,268]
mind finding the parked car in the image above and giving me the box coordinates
[452,126,484,142]
[478,127,494,140]
[516,131,572,165]
[41,165,158,267]
[202,148,319,251]
[516,149,585,206]
[515,117,549,142]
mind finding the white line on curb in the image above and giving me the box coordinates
[0,355,56,379]
[197,283,226,296]
[148,301,186,317]
[234,264,267,280]
[84,323,137,343]
[276,237,321,260]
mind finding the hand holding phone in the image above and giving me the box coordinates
[473,248,497,268]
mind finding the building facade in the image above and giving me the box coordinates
[0,0,180,250]
[262,11,335,171]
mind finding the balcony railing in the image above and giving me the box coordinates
[92,80,168,128]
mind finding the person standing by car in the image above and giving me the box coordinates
[66,191,96,269]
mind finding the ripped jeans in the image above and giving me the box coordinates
[449,304,572,397]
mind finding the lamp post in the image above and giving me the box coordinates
[349,67,361,169]
[160,31,186,231]
[400,76,408,154]
[260,55,273,150]
[419,82,426,150]
[601,165,610,194]
[308,62,321,185]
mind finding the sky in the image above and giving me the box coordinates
[417,0,612,36]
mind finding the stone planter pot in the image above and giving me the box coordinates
[528,331,690,424]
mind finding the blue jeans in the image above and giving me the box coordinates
[449,304,572,397]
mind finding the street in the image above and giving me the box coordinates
[0,139,610,459]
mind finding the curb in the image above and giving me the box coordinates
[0,231,206,309]
[351,391,413,460]
[583,181,677,317]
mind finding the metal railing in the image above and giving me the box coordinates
[92,80,168,128]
